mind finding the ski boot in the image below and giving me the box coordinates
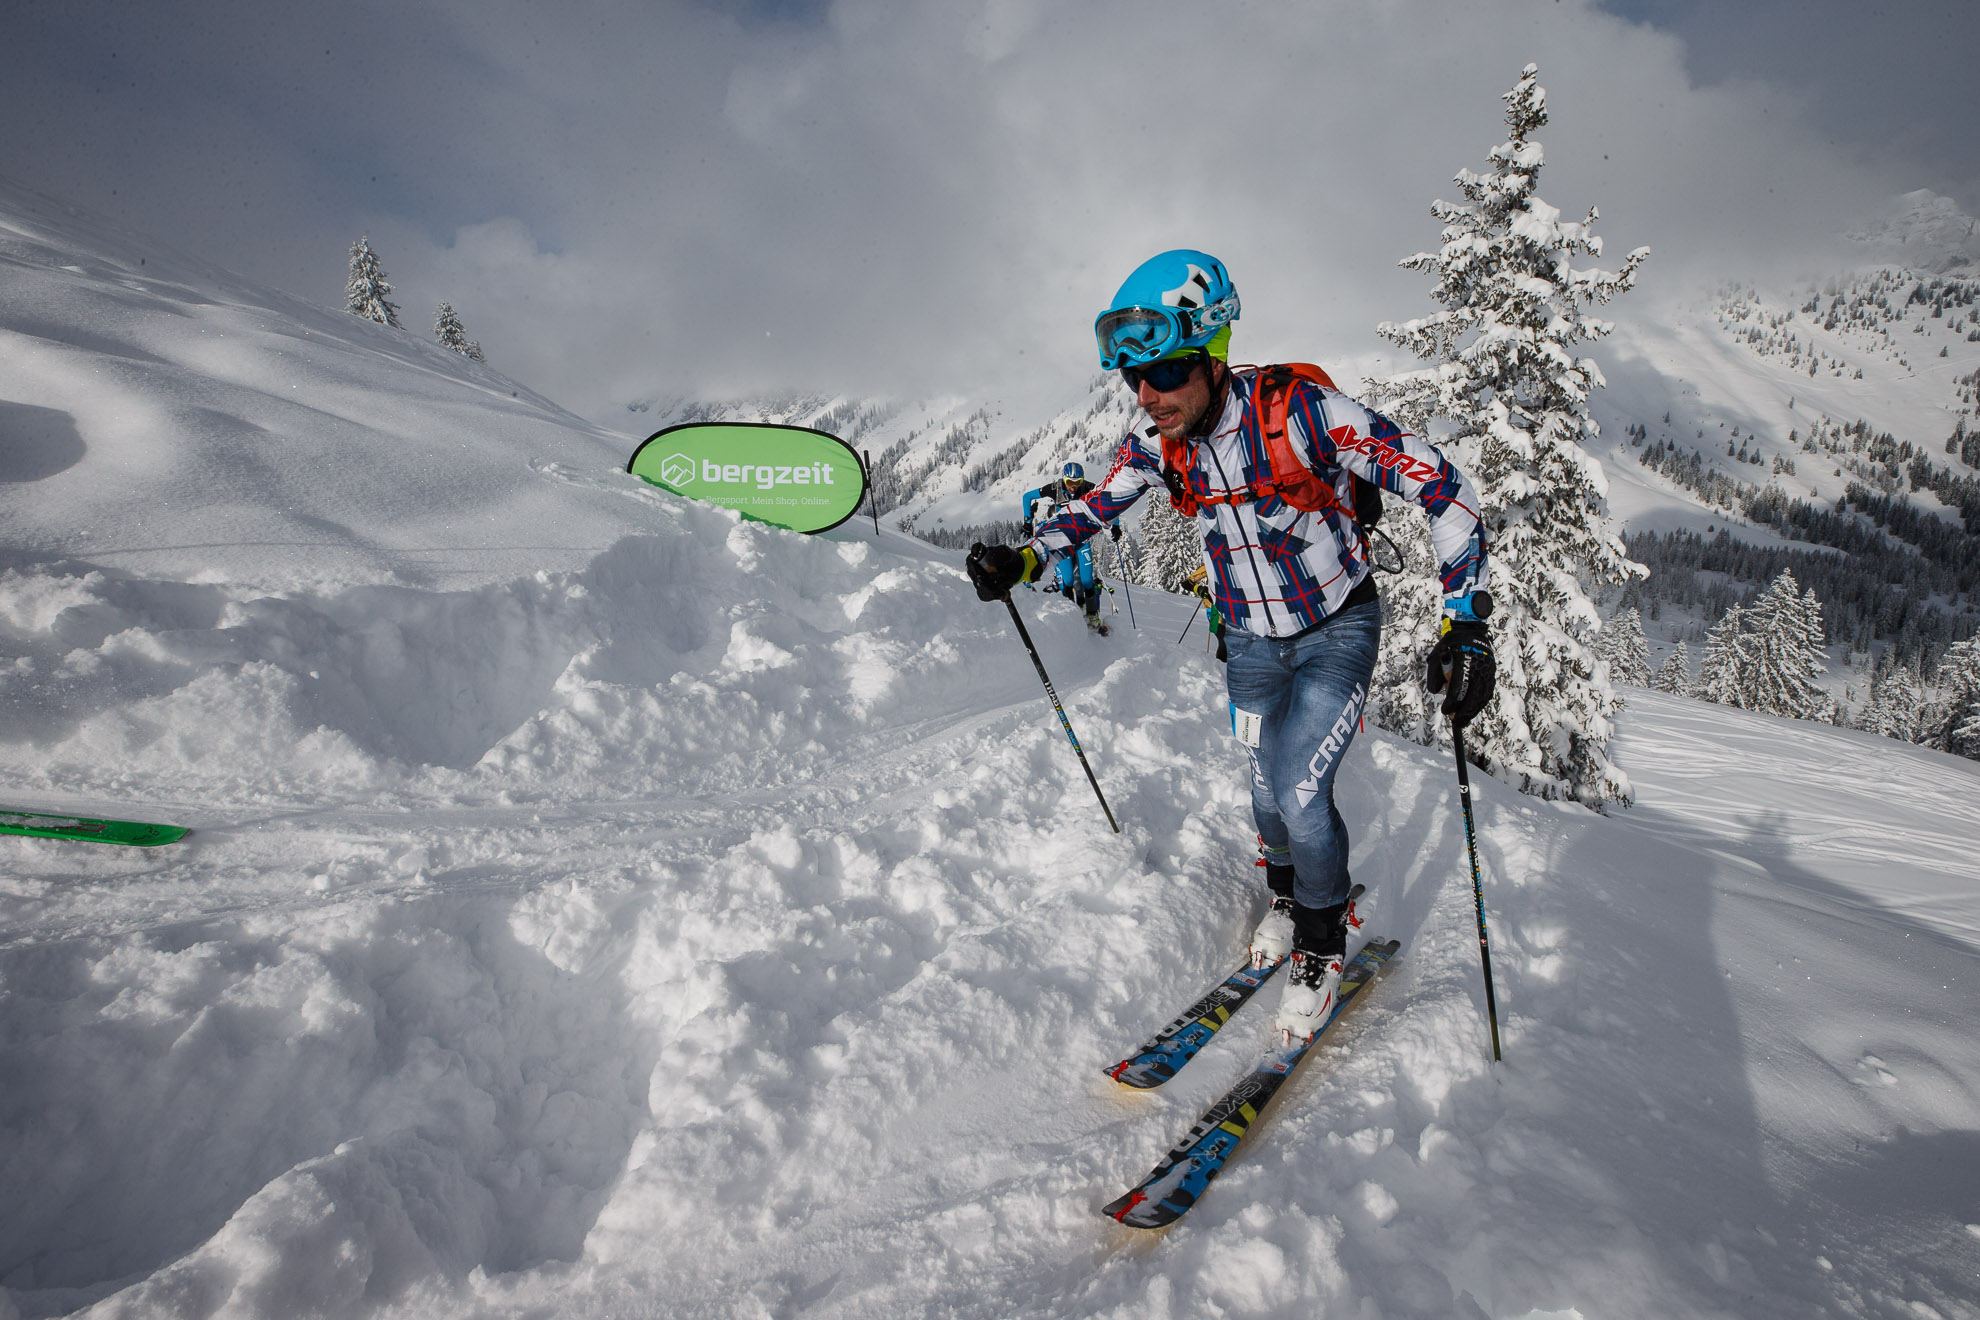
[1247,852,1297,970]
[1275,891,1362,1045]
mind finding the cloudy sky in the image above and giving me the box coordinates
[3,0,1974,424]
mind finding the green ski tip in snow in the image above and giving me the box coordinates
[0,808,189,847]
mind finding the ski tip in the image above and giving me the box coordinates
[1355,937,1402,963]
[1102,1189,1178,1230]
[1105,1061,1164,1090]
[0,814,191,847]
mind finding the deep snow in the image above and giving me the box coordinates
[2,181,1978,1320]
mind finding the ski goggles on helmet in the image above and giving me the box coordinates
[1094,293,1238,371]
[1119,352,1207,393]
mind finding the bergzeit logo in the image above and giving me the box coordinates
[694,459,839,492]
[659,453,695,487]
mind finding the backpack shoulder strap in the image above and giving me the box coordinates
[1153,424,1201,517]
[1156,363,1369,527]
[1250,363,1350,517]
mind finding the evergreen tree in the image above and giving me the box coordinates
[1858,656,1925,743]
[433,302,485,362]
[1372,64,1649,806]
[1652,640,1691,694]
[346,236,400,328]
[1130,495,1204,593]
[1369,501,1444,744]
[1931,636,1980,759]
[1688,575,1838,722]
[1691,605,1751,706]
[1739,570,1838,721]
[1595,606,1653,686]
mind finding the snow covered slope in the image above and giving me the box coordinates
[1593,269,1980,539]
[2,188,1978,1320]
[0,179,655,593]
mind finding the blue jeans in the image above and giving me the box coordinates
[1222,599,1381,910]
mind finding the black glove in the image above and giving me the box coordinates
[1426,616,1496,727]
[966,542,1040,602]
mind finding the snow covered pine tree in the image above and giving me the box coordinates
[1859,656,1926,743]
[1374,64,1649,806]
[1692,604,1750,708]
[1690,571,1836,723]
[1741,570,1837,722]
[1652,640,1691,695]
[1131,496,1206,594]
[433,303,485,362]
[1595,606,1653,688]
[346,236,401,328]
[1932,637,1980,759]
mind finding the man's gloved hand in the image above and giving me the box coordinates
[1425,592,1496,727]
[966,542,1042,602]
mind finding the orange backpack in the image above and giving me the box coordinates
[1159,362,1383,531]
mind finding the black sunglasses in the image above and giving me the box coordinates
[1121,352,1206,393]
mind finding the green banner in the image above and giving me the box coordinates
[627,422,869,534]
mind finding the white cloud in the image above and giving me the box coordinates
[0,0,1928,420]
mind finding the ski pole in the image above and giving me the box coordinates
[1000,592,1120,834]
[1111,530,1137,630]
[1450,721,1503,1062]
[1178,597,1202,645]
[864,449,880,537]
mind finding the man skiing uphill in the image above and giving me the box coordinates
[967,249,1495,1045]
[1021,462,1108,633]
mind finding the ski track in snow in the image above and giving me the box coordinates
[1,179,1978,1320]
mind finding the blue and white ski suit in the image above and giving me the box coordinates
[1021,481,1100,612]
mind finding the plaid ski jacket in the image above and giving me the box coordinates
[1026,371,1487,639]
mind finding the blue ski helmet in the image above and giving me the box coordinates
[1062,461,1085,483]
[1095,249,1239,370]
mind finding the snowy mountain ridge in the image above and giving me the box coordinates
[621,207,1980,719]
[615,192,1980,543]
[1848,189,1980,273]
[1,183,1977,1320]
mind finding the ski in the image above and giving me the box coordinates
[0,808,189,847]
[1105,883,1362,1090]
[1102,938,1402,1229]
[1105,956,1285,1089]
